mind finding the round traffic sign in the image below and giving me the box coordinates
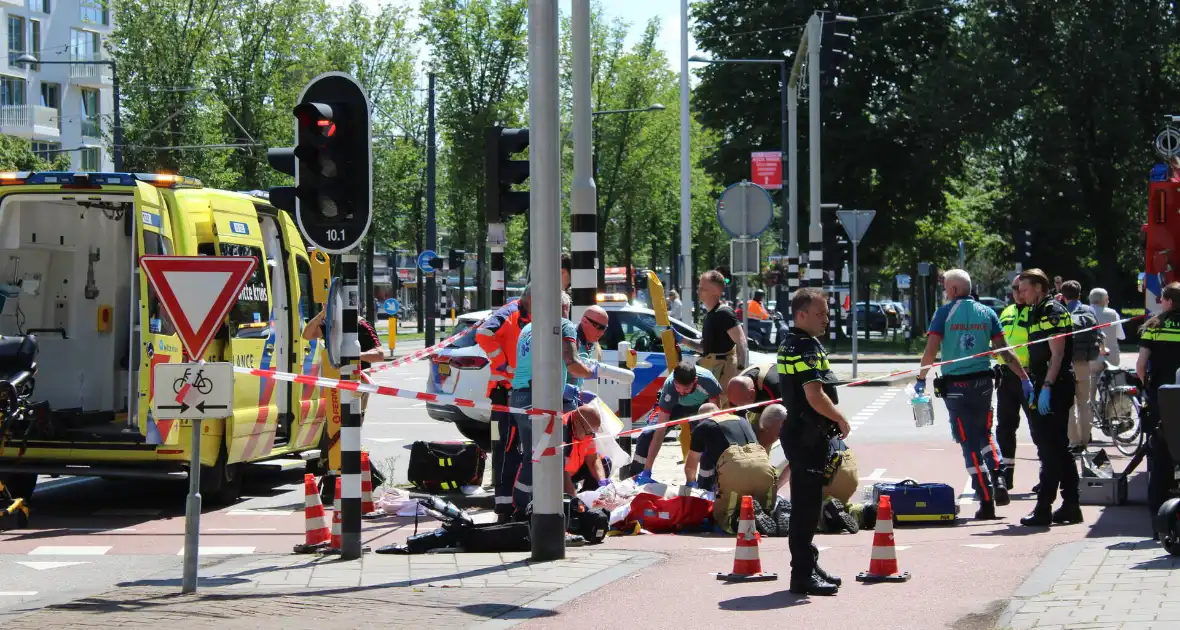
[383,297,401,316]
[417,250,437,274]
[716,182,774,238]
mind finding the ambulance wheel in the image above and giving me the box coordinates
[200,442,243,506]
[1165,538,1180,557]
[0,472,36,501]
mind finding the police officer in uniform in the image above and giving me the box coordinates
[1017,269,1082,527]
[778,287,850,596]
[996,277,1032,491]
[1136,281,1180,535]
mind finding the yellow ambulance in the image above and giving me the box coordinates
[0,171,331,504]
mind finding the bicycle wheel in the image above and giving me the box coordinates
[1107,393,1143,456]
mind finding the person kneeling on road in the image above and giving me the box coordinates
[684,402,777,533]
[562,402,612,495]
[630,361,722,484]
[917,269,1029,521]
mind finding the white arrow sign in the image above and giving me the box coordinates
[151,362,234,419]
[14,561,90,571]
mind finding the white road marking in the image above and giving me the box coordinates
[364,422,439,426]
[205,528,278,533]
[94,508,162,517]
[177,547,255,556]
[702,547,732,552]
[365,437,404,443]
[226,509,298,517]
[403,377,427,381]
[894,546,911,551]
[925,448,945,451]
[68,527,138,533]
[862,468,887,481]
[14,561,90,571]
[963,544,1002,550]
[412,402,426,408]
[815,546,831,552]
[28,546,111,556]
[0,592,38,597]
[958,477,976,504]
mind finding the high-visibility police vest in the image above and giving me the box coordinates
[999,303,1031,368]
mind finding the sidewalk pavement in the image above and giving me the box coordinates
[997,537,1180,629]
[4,549,662,630]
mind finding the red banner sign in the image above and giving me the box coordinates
[751,151,783,190]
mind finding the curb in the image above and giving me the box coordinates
[475,551,665,629]
[993,539,1089,630]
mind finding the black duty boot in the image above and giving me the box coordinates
[992,476,1011,507]
[1031,483,1041,494]
[1020,508,1052,527]
[1003,468,1014,492]
[789,573,839,596]
[974,500,998,520]
[812,544,841,586]
[1051,503,1084,525]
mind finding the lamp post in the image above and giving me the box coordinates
[689,54,790,318]
[17,53,122,172]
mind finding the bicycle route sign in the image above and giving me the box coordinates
[152,362,234,420]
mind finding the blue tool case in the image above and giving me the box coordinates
[872,479,959,524]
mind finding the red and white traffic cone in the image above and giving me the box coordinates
[360,451,381,519]
[322,477,344,555]
[856,495,911,583]
[713,495,777,582]
[293,473,331,553]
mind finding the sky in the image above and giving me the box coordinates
[337,0,699,70]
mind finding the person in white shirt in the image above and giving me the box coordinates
[668,290,682,319]
[1088,288,1126,367]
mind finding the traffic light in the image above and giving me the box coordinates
[484,126,530,223]
[1014,226,1033,266]
[820,15,854,88]
[448,249,466,270]
[268,73,372,253]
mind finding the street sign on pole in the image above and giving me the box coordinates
[834,210,875,378]
[139,256,258,361]
[918,261,932,276]
[383,297,401,316]
[417,250,437,274]
[836,210,875,244]
[717,181,774,239]
[751,151,783,190]
[896,274,912,289]
[152,363,234,419]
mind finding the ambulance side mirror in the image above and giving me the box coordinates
[310,250,331,304]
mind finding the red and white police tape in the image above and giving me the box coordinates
[840,313,1144,388]
[360,311,494,376]
[231,365,557,418]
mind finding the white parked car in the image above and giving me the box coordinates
[426,299,775,448]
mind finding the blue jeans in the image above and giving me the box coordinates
[942,375,1000,503]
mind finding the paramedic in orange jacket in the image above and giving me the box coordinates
[477,285,532,520]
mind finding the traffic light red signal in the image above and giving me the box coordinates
[267,73,371,254]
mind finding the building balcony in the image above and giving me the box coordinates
[0,104,32,136]
[81,117,101,139]
[69,57,112,86]
[32,105,60,137]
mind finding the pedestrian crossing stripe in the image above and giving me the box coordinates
[28,546,111,555]
[963,544,1002,549]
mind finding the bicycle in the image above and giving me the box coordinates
[1090,361,1144,456]
[172,373,213,395]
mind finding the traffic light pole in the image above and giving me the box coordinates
[807,13,823,289]
[426,72,438,346]
[528,0,565,562]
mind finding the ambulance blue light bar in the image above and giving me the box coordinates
[26,172,137,186]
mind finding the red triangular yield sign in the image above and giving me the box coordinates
[139,255,258,361]
[843,294,851,310]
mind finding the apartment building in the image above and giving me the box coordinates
[0,0,114,171]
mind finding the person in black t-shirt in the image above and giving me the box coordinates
[684,404,760,492]
[679,270,748,406]
[1137,281,1180,530]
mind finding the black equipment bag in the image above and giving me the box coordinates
[407,440,486,493]
[455,522,531,552]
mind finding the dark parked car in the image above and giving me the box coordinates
[847,302,889,334]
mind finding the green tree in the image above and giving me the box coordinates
[963,0,1180,305]
[0,136,71,171]
[420,0,529,308]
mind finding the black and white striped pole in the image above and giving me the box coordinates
[617,340,633,455]
[570,0,597,321]
[267,72,373,561]
[490,225,506,308]
[340,257,364,559]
